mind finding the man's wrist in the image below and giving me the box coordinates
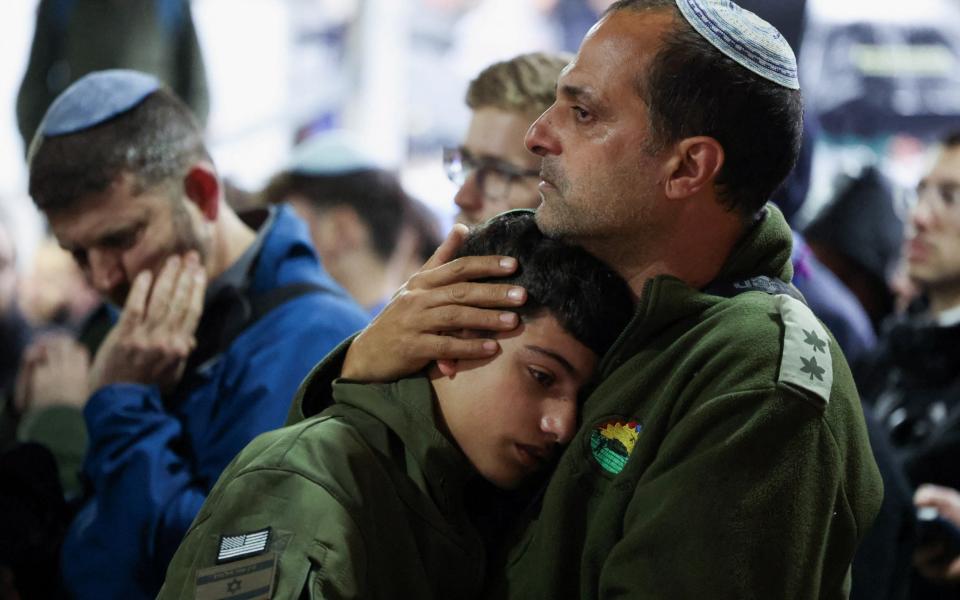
[341,338,366,380]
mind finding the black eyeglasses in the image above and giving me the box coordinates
[442,146,540,200]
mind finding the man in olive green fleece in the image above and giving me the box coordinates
[158,211,634,599]
[288,1,884,598]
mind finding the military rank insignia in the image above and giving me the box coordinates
[590,419,642,475]
[775,295,833,407]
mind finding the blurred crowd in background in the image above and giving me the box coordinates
[3,0,959,373]
[1,0,960,598]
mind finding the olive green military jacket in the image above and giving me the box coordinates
[159,376,485,599]
[289,205,883,600]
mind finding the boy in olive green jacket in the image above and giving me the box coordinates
[158,210,634,599]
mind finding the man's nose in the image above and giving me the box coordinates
[454,171,484,221]
[910,196,935,233]
[525,107,560,157]
[86,247,126,295]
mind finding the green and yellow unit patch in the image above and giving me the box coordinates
[590,419,642,475]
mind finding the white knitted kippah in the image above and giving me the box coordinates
[675,0,800,90]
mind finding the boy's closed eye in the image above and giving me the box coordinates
[527,366,555,388]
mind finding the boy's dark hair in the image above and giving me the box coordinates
[455,210,634,357]
[261,168,411,261]
[28,87,209,213]
[605,0,803,217]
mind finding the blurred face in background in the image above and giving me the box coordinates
[907,144,960,305]
[18,238,101,328]
[449,107,542,225]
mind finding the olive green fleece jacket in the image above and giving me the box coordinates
[158,376,485,599]
[288,204,883,600]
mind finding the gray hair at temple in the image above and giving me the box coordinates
[604,0,804,217]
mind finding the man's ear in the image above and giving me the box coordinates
[664,136,724,200]
[183,164,221,221]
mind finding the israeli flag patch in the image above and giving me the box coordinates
[217,527,271,563]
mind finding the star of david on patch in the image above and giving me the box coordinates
[800,355,825,381]
[802,329,827,353]
[195,552,277,600]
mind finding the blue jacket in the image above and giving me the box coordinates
[60,207,369,599]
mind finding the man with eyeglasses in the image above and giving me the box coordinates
[444,52,570,225]
[856,131,960,597]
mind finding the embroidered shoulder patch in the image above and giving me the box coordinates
[776,294,833,406]
[196,552,277,600]
[217,527,271,563]
[590,419,642,475]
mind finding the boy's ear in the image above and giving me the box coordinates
[435,328,489,377]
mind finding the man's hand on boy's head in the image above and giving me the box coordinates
[342,224,526,382]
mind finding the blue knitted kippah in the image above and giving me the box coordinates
[675,0,800,90]
[39,69,161,137]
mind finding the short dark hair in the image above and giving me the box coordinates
[28,87,209,213]
[606,0,803,216]
[404,197,442,264]
[942,130,960,149]
[261,168,410,261]
[455,210,634,357]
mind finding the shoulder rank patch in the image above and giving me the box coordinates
[590,419,642,475]
[775,294,832,406]
[217,527,271,563]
